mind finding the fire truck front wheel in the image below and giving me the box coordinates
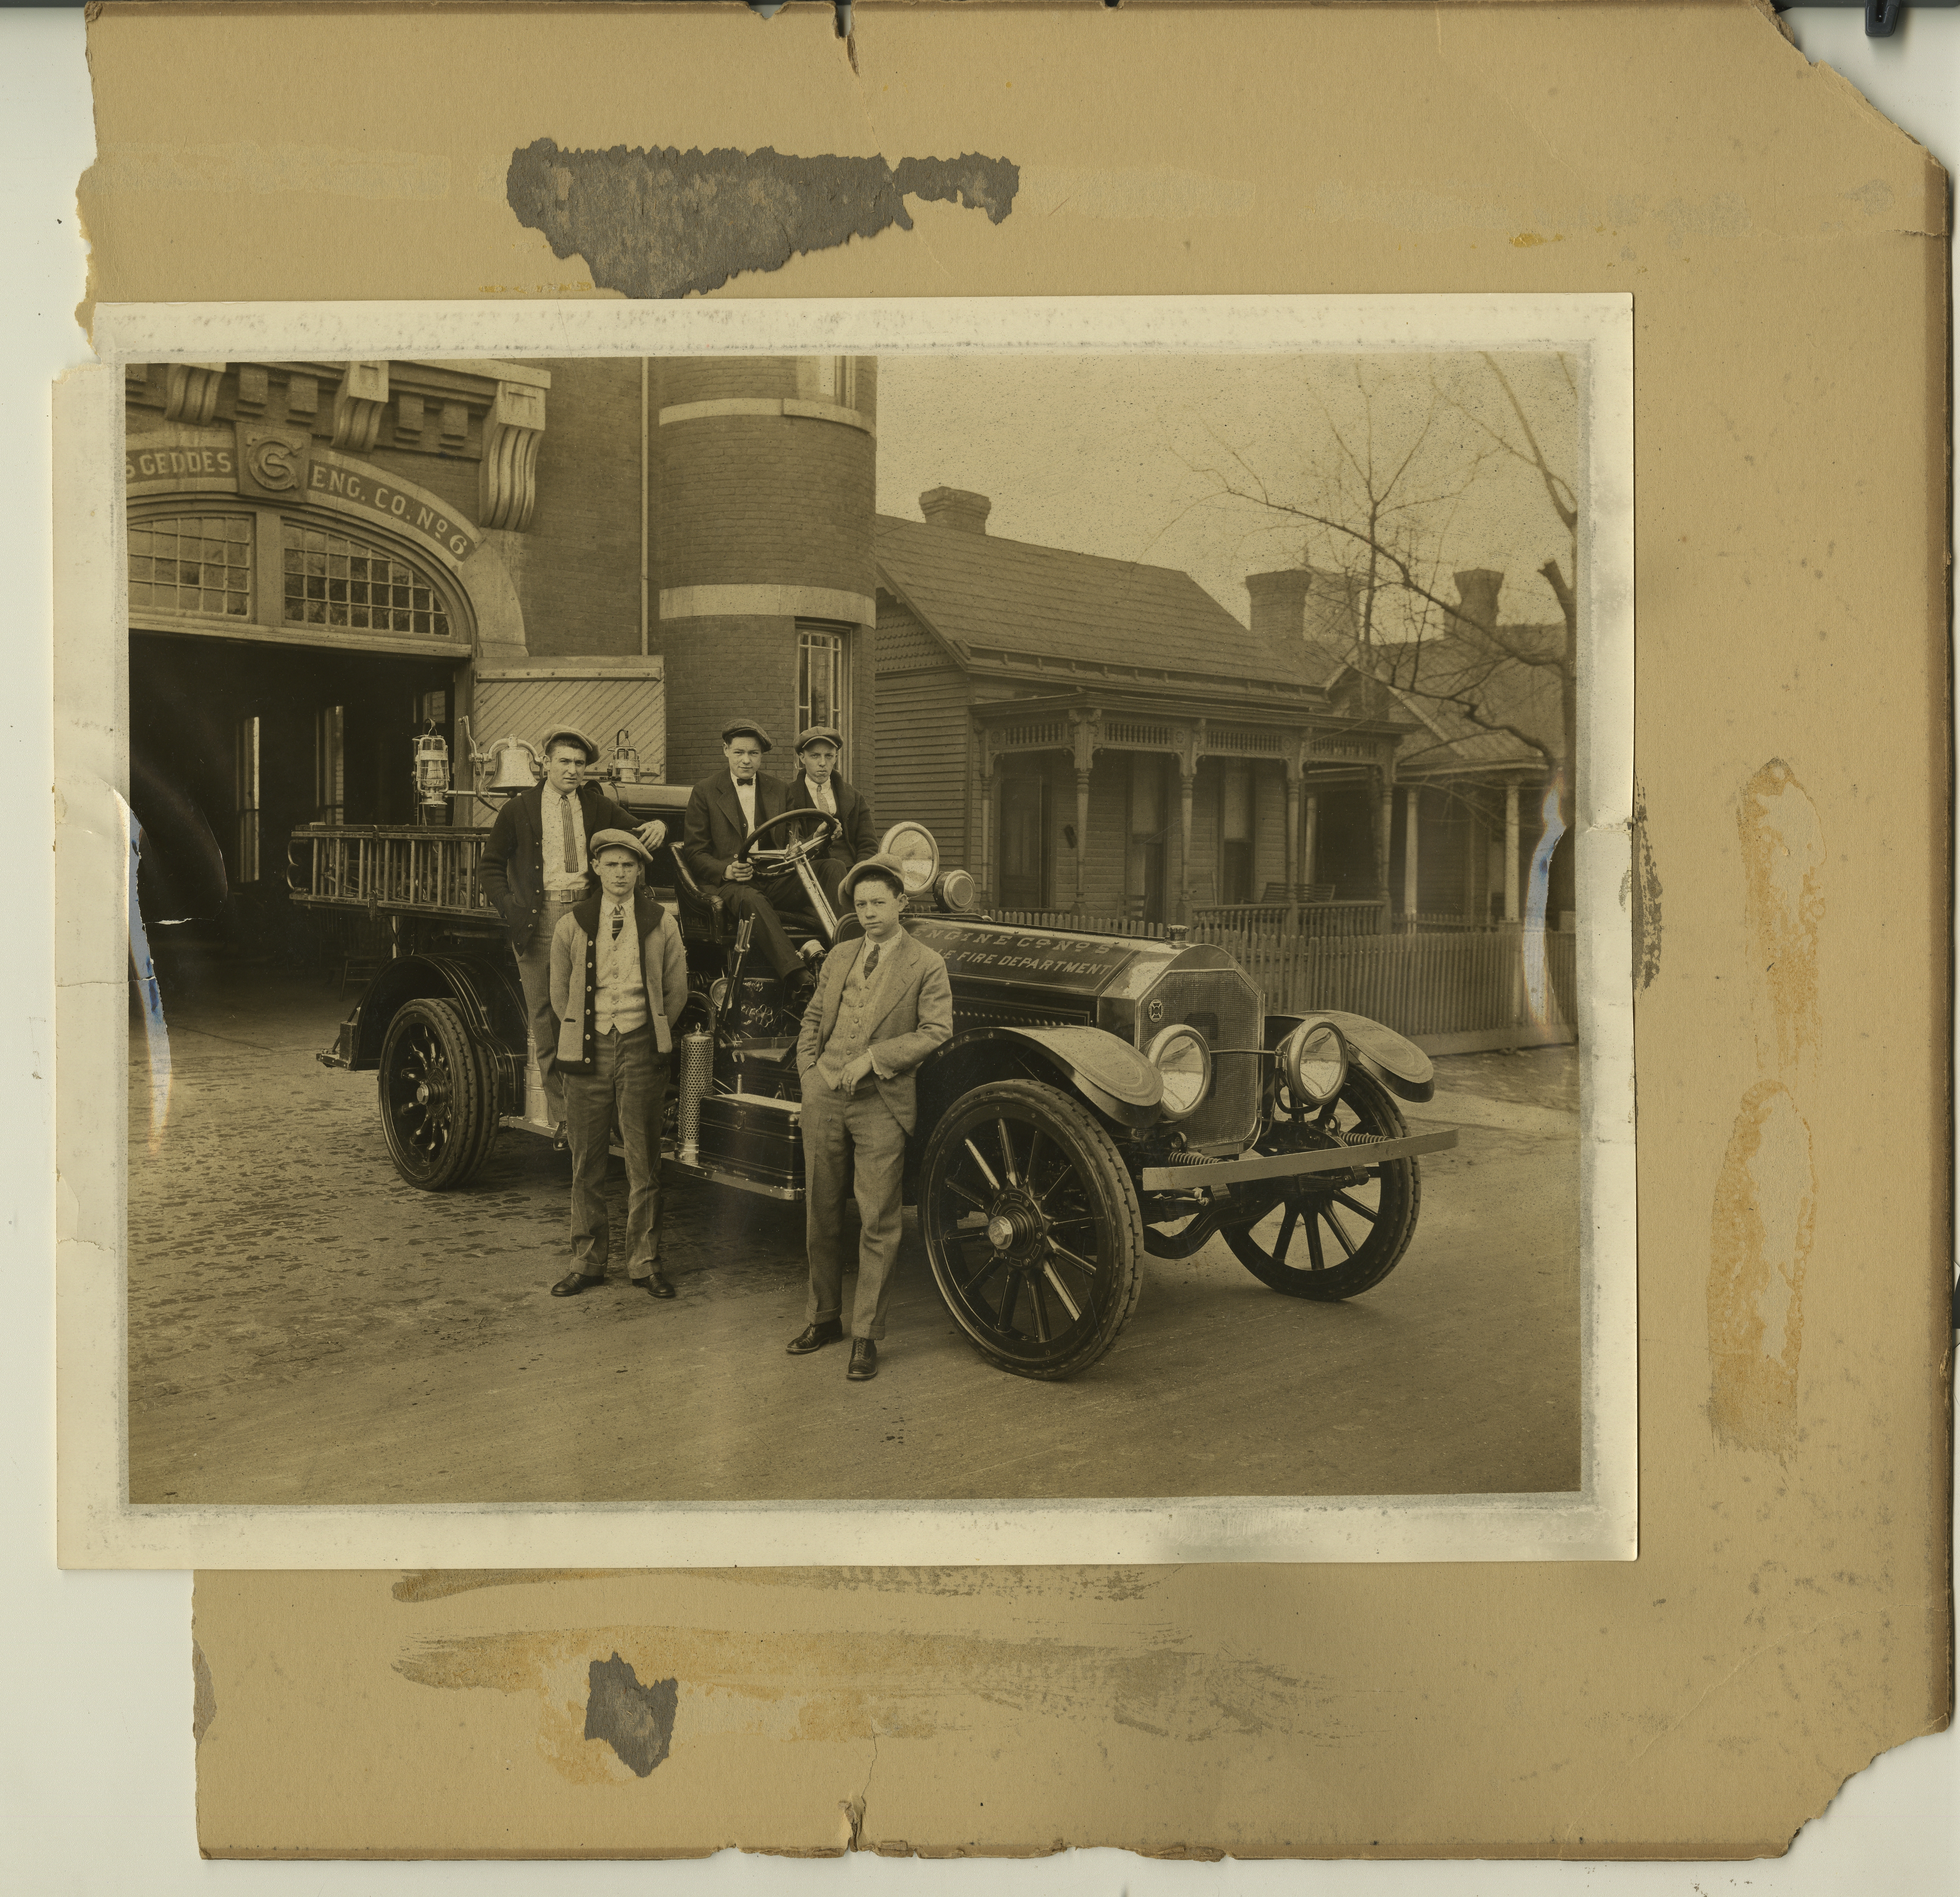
[377,997,500,1190]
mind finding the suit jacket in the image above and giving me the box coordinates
[680,769,792,885]
[785,771,878,868]
[795,927,953,1135]
[548,887,690,1072]
[480,780,642,951]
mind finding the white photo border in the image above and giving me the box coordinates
[57,295,1635,1567]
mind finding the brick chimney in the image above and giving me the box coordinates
[1246,566,1358,647]
[1450,568,1504,636]
[919,486,991,533]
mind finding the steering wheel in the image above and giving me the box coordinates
[739,808,842,868]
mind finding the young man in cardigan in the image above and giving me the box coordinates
[547,829,691,1301]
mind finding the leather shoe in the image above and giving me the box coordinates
[787,1318,843,1355]
[640,1272,677,1300]
[550,1271,605,1297]
[847,1339,879,1381]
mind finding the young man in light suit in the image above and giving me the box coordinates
[786,855,954,1381]
[547,829,690,1302]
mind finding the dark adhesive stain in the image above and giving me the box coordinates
[192,1638,216,1747]
[1630,777,1663,991]
[506,139,1019,298]
[583,1651,679,1777]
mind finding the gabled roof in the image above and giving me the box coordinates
[1326,627,1567,778]
[874,514,1339,693]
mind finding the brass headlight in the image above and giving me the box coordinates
[1146,1023,1213,1121]
[877,821,940,895]
[1280,1018,1348,1109]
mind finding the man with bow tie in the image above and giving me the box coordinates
[679,717,824,999]
[786,854,953,1381]
[546,829,691,1301]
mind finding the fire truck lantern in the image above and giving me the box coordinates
[412,730,450,808]
[610,728,640,784]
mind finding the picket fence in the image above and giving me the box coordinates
[1188,919,1576,1041]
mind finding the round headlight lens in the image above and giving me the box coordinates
[1146,1024,1212,1120]
[1282,1019,1348,1108]
[878,821,940,894]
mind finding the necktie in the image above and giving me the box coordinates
[560,793,576,873]
[611,906,624,940]
[862,944,880,977]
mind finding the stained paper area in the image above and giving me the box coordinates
[58,0,1953,1860]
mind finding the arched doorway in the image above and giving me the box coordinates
[128,499,479,961]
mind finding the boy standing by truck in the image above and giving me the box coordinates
[546,829,690,1301]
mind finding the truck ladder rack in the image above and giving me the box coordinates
[287,824,498,923]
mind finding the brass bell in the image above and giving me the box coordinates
[485,737,541,791]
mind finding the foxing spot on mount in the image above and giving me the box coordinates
[506,140,1021,298]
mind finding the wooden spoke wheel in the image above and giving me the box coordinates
[378,997,500,1191]
[1226,1066,1422,1301]
[920,1080,1144,1380]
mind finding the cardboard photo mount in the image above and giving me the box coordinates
[59,0,1953,1860]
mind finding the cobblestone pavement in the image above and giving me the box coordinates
[127,953,1584,1506]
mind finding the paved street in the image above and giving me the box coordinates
[126,951,1582,1506]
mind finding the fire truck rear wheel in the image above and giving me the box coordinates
[377,997,500,1191]
[920,1079,1145,1381]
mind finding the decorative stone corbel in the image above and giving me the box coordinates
[329,361,391,452]
[479,379,547,531]
[163,363,226,424]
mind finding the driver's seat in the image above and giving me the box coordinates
[661,838,832,957]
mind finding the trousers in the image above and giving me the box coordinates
[513,888,580,1122]
[564,1024,670,1281]
[715,875,824,981]
[801,1076,908,1340]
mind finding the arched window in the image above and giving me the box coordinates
[281,522,452,638]
[128,513,253,619]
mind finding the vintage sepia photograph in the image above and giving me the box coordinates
[65,298,1633,1565]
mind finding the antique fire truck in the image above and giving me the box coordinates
[293,724,1454,1380]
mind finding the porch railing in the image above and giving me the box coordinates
[991,907,1177,940]
[1188,899,1387,937]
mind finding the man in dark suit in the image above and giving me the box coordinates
[679,718,823,990]
[785,854,953,1382]
[480,724,665,1127]
[783,724,878,914]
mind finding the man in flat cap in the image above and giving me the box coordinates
[786,854,952,1381]
[481,725,666,1128]
[547,828,690,1300]
[784,725,878,914]
[679,719,824,997]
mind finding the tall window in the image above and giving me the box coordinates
[1220,765,1253,906]
[797,622,846,742]
[129,514,252,619]
[234,716,262,883]
[313,706,345,825]
[283,523,452,637]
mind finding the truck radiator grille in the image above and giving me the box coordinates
[1140,968,1263,1148]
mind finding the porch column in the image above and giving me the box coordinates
[1068,710,1101,916]
[1073,767,1093,914]
[1302,792,1319,885]
[1177,760,1196,920]
[1283,756,1303,923]
[1503,777,1521,922]
[1374,766,1394,905]
[1402,784,1421,921]
[978,753,996,905]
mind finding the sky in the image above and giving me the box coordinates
[875,350,1581,638]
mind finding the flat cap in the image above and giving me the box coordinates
[537,724,602,762]
[794,724,844,754]
[587,827,655,866]
[840,853,911,903]
[720,719,774,751]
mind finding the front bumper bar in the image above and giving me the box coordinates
[1138,1128,1456,1192]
